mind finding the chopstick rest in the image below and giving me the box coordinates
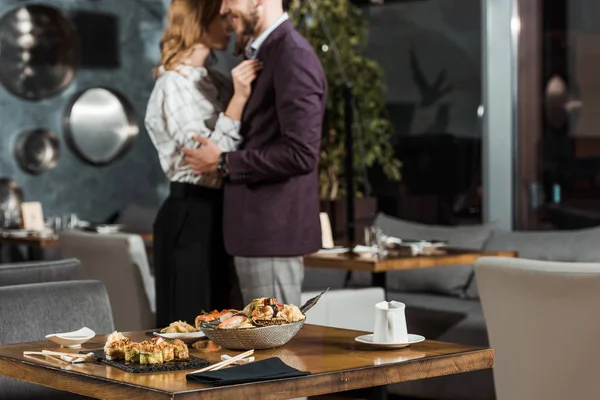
[221,354,255,365]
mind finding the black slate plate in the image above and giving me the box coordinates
[81,349,209,373]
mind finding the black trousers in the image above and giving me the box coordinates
[153,182,242,328]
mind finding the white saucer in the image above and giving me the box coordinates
[355,333,425,349]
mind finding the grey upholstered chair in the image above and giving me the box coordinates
[0,280,114,400]
[0,258,80,287]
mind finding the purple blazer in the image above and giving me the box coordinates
[223,20,327,257]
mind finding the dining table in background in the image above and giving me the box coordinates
[0,232,154,261]
[0,325,494,400]
[0,234,60,261]
[304,247,518,288]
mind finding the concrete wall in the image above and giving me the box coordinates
[0,0,238,223]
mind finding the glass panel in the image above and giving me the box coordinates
[361,0,483,225]
[540,0,600,229]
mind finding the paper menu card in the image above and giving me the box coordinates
[320,212,334,249]
[21,202,44,231]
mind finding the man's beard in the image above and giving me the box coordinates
[240,8,259,37]
[233,9,259,57]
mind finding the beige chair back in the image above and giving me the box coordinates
[60,231,155,331]
[475,256,600,400]
[320,212,334,248]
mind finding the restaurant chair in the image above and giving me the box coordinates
[60,231,155,332]
[114,203,157,233]
[475,256,600,400]
[0,280,114,400]
[0,258,80,287]
[300,287,385,332]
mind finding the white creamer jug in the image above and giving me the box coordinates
[373,301,408,343]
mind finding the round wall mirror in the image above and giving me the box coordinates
[64,88,139,166]
[0,5,79,100]
[13,129,60,174]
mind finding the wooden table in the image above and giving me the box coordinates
[0,232,153,261]
[0,235,60,260]
[0,325,494,400]
[305,248,518,287]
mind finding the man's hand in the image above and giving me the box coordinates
[183,136,222,174]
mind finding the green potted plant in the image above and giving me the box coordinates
[289,0,401,241]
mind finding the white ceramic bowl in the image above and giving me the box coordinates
[45,327,96,348]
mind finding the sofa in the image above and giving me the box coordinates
[303,212,600,400]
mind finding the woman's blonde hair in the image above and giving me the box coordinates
[155,0,222,76]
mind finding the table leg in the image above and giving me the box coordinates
[372,272,386,289]
[343,271,352,287]
[370,385,388,400]
[309,386,388,400]
[27,245,44,261]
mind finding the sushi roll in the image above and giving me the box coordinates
[171,339,189,361]
[155,338,174,362]
[105,339,130,361]
[125,342,141,364]
[138,340,163,365]
[104,332,131,361]
[140,350,164,365]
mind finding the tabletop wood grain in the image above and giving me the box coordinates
[0,325,494,399]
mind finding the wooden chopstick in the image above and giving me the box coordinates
[24,354,67,368]
[25,351,66,357]
[41,350,94,359]
[45,355,70,365]
[23,350,93,360]
[191,349,254,374]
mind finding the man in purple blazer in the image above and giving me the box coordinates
[183,0,327,306]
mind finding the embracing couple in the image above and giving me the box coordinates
[145,0,327,327]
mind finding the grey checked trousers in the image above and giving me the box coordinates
[233,257,304,306]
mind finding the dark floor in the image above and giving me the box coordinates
[311,389,423,400]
